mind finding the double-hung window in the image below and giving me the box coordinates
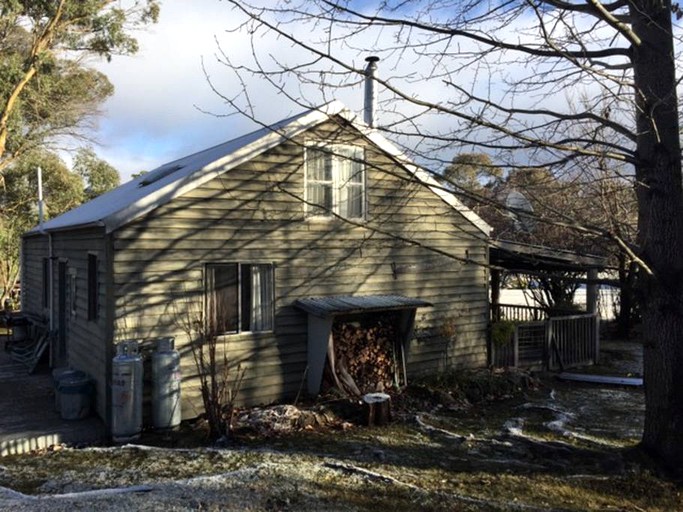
[205,263,274,335]
[305,145,365,219]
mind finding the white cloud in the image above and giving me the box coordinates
[81,1,631,181]
[85,0,491,179]
[88,0,262,179]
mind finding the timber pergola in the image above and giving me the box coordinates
[489,239,608,318]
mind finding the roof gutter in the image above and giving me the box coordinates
[27,220,106,236]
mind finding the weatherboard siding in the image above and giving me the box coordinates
[21,229,110,419]
[21,235,49,317]
[111,119,488,413]
[51,228,110,419]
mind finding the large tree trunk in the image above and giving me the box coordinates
[616,255,636,339]
[631,0,683,472]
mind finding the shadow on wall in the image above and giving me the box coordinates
[110,119,488,411]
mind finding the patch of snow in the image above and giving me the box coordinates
[544,411,575,436]
[503,417,525,436]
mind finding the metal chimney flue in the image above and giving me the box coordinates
[37,166,44,227]
[364,56,379,128]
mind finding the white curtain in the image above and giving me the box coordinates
[250,264,273,331]
[337,146,364,218]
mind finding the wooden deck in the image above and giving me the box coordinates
[0,343,106,456]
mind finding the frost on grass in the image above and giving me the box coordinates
[1,344,680,511]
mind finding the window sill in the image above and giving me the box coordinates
[306,215,367,225]
[216,330,275,341]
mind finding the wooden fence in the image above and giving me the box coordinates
[491,303,581,323]
[490,313,600,370]
[547,314,600,370]
[491,303,547,322]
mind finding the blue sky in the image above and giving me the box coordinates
[84,1,626,182]
[83,1,521,180]
[87,0,374,181]
[88,0,256,180]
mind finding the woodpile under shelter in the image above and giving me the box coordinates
[294,294,432,396]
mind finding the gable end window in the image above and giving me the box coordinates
[87,254,98,321]
[205,263,274,335]
[305,145,365,219]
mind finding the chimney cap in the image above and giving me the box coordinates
[365,55,380,63]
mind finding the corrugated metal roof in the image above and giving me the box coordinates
[294,294,432,318]
[26,100,491,236]
[27,106,322,234]
[491,239,607,271]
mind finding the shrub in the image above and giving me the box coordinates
[491,320,516,347]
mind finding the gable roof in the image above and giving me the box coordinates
[28,101,491,236]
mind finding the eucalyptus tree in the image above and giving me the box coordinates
[73,147,120,200]
[0,146,121,306]
[444,153,502,193]
[219,0,683,470]
[0,0,160,179]
[0,150,83,305]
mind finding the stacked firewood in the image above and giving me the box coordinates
[329,315,399,396]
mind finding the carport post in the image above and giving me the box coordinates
[586,268,599,315]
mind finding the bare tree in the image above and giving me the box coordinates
[572,154,639,334]
[173,291,245,442]
[214,0,683,470]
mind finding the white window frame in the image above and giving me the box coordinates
[204,262,275,336]
[304,144,366,220]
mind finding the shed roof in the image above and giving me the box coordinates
[295,294,432,318]
[490,239,607,273]
[28,101,491,236]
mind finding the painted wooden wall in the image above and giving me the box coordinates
[22,229,110,420]
[110,117,490,415]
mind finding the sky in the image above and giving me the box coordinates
[83,1,632,183]
[88,0,371,181]
[85,0,507,181]
[88,0,255,180]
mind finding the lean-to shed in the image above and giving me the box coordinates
[21,101,492,427]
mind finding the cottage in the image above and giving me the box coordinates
[21,101,492,426]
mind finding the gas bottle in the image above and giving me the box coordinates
[111,340,143,442]
[151,337,181,430]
